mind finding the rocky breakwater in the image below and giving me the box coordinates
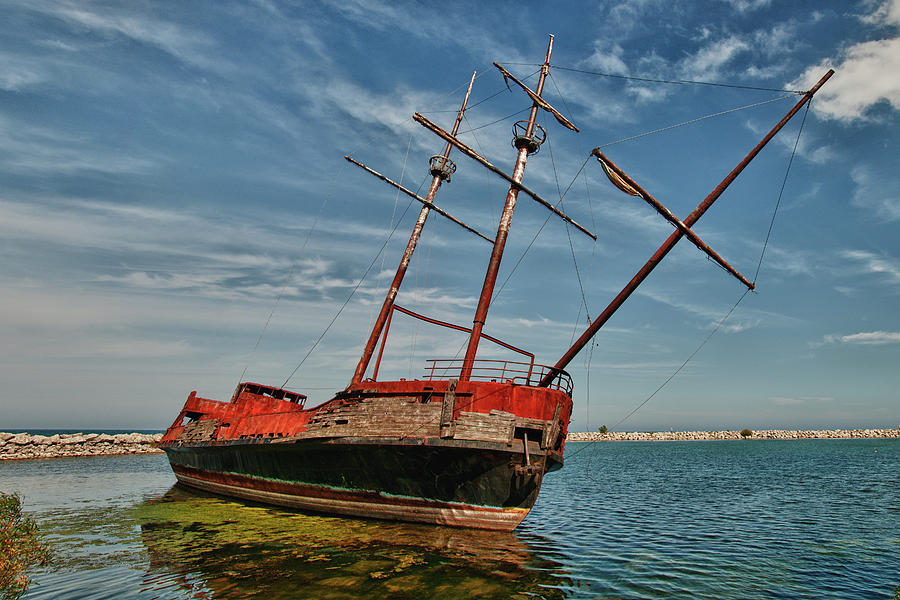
[569,428,900,442]
[0,432,164,460]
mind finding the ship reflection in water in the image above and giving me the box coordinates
[135,485,572,599]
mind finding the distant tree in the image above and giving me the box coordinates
[597,425,608,434]
[0,493,52,600]
[740,429,753,438]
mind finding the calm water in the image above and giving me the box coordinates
[0,439,897,599]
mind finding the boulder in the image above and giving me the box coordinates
[59,435,86,445]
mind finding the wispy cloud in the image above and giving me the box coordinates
[0,54,46,91]
[0,115,159,175]
[770,395,834,405]
[722,0,773,12]
[823,330,900,345]
[679,35,751,81]
[29,1,222,73]
[638,287,770,333]
[850,164,900,222]
[840,249,900,285]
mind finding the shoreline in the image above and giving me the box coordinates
[2,428,898,460]
[568,428,900,442]
[0,432,163,461]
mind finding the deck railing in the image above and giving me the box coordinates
[424,359,573,395]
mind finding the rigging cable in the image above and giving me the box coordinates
[281,147,426,388]
[612,287,752,431]
[596,94,796,150]
[422,68,539,114]
[548,70,595,323]
[236,160,345,388]
[547,133,592,326]
[490,93,798,302]
[549,68,603,432]
[596,97,814,435]
[374,134,413,338]
[754,99,812,284]
[247,71,500,388]
[549,64,803,94]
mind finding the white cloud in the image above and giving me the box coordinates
[859,0,900,27]
[789,0,900,122]
[824,330,900,345]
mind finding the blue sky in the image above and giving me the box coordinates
[1,0,898,432]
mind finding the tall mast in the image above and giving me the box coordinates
[350,72,477,385]
[459,35,555,381]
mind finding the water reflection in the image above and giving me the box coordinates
[135,485,572,599]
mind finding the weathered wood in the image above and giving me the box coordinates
[440,379,458,439]
[177,419,220,442]
[542,402,561,449]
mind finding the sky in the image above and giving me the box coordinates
[1,0,898,432]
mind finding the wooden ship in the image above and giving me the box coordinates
[160,36,832,530]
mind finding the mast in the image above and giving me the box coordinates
[540,68,835,386]
[350,72,477,384]
[459,35,555,381]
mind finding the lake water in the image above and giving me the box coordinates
[1,439,897,599]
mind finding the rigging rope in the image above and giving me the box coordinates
[753,99,811,284]
[423,68,540,114]
[586,98,813,435]
[457,108,531,135]
[564,286,752,462]
[547,135,592,324]
[374,134,413,331]
[550,64,804,94]
[280,163,427,388]
[614,288,752,430]
[236,161,345,388]
[595,94,797,149]
[395,68,803,442]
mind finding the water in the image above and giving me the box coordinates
[1,439,897,599]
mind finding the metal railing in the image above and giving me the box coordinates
[424,359,573,395]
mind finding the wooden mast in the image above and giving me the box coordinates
[350,72,477,385]
[459,35,555,381]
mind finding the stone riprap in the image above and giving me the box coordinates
[0,432,163,460]
[569,428,900,442]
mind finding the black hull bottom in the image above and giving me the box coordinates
[161,437,548,531]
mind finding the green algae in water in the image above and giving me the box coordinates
[131,486,570,599]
